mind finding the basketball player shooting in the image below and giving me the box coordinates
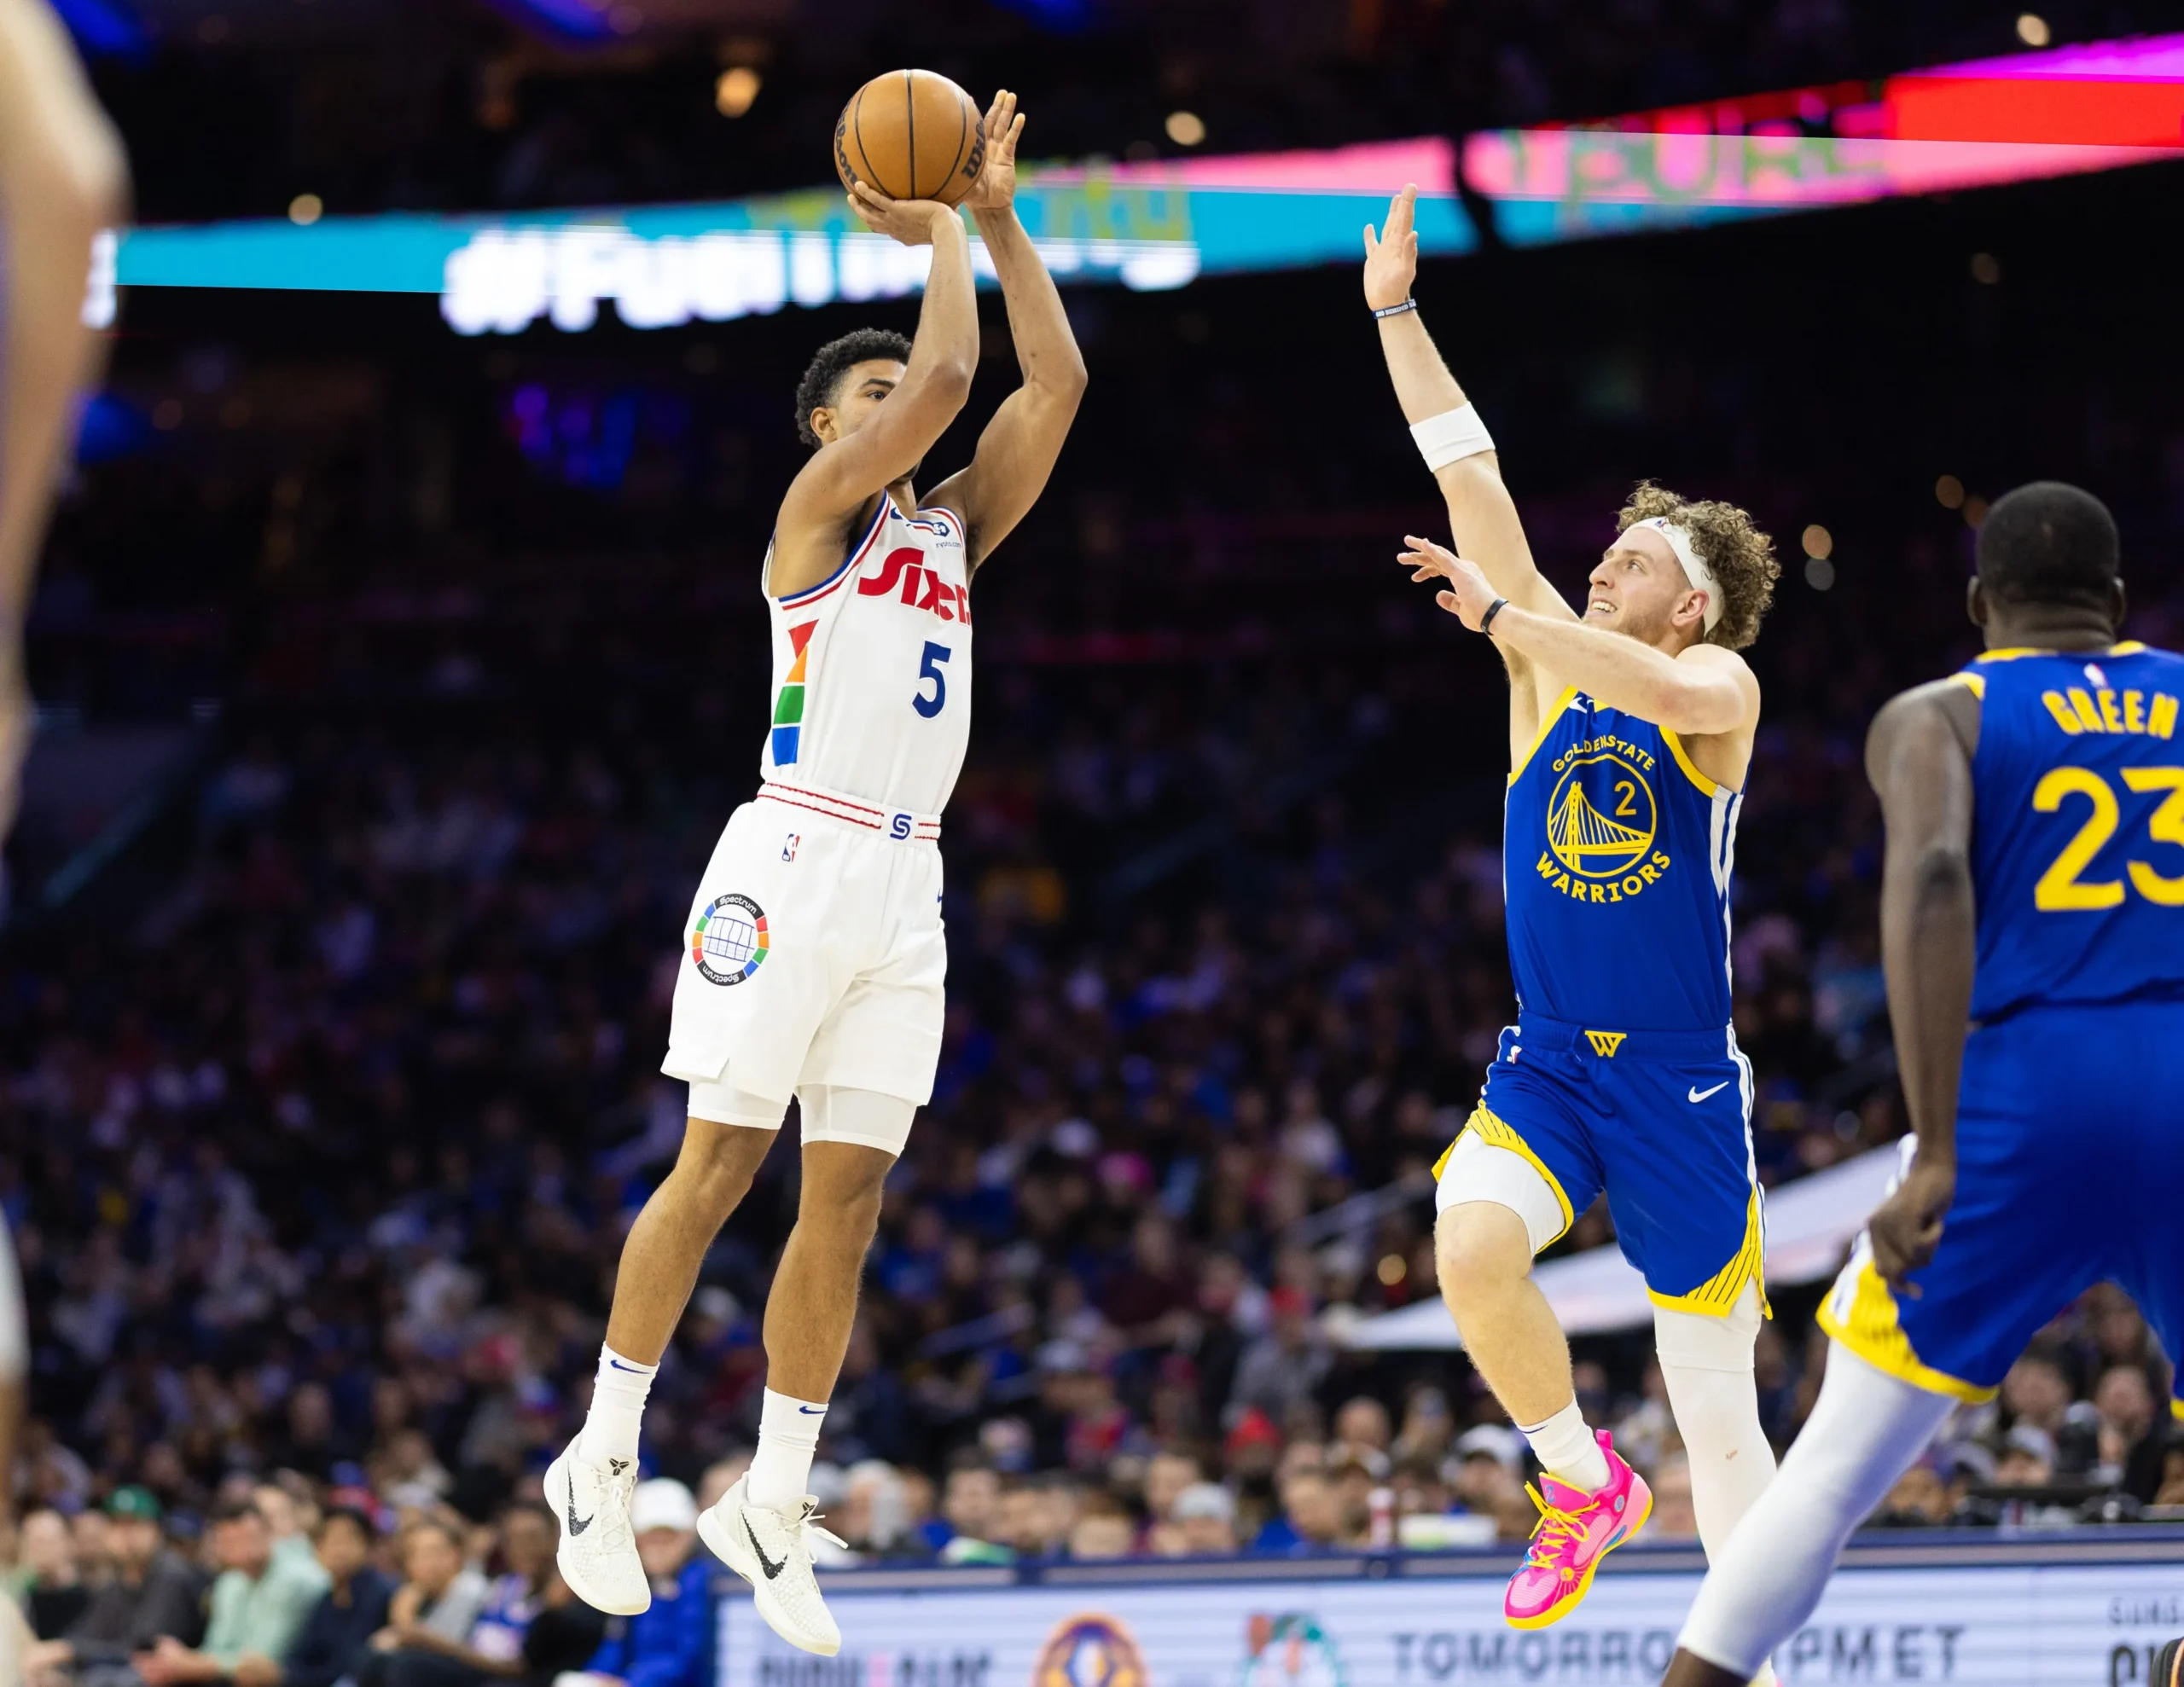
[548,90,1084,1655]
[1363,185,1786,1641]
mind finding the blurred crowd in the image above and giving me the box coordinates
[12,60,2184,1658]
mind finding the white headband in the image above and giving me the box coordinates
[1632,517,1722,633]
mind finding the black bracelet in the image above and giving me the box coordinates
[1372,298,1419,320]
[1479,597,1511,635]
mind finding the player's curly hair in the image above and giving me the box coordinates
[1614,482,1780,652]
[794,328,915,448]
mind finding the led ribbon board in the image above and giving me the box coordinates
[103,34,2184,332]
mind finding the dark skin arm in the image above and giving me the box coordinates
[1862,677,1982,1290]
[769,184,978,599]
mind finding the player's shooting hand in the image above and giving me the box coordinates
[961,90,1024,212]
[846,179,961,246]
[1867,1157,1955,1294]
[1399,535,1500,631]
[1362,183,1420,311]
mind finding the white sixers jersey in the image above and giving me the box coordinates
[760,496,973,817]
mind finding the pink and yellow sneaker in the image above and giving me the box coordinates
[1503,1430,1652,1630]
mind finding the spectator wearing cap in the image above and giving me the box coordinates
[258,1505,395,1687]
[578,1481,709,1687]
[1223,1410,1282,1484]
[131,1500,328,1687]
[1228,1290,1331,1430]
[1995,1424,2058,1488]
[1168,1484,1238,1556]
[1449,1425,1528,1539]
[25,1487,206,1687]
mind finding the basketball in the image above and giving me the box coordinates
[834,69,985,206]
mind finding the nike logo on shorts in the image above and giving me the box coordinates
[1687,1081,1731,1104]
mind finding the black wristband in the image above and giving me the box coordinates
[1479,597,1511,635]
[1372,298,1419,321]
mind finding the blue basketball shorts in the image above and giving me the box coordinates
[1435,1012,1765,1315]
[1822,998,2184,1400]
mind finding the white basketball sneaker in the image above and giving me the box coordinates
[698,1475,846,1656]
[544,1439,648,1616]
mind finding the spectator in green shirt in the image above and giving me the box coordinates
[131,1501,328,1686]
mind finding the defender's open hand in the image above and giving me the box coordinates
[1400,534,1501,631]
[1363,183,1420,311]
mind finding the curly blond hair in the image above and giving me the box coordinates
[1614,482,1780,652]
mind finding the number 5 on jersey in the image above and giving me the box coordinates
[913,641,952,718]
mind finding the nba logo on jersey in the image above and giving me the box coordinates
[781,832,799,862]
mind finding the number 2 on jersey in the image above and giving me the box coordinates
[912,641,951,718]
[2031,764,2184,909]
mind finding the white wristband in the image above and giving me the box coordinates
[1410,403,1495,472]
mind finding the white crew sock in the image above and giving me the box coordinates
[1518,1398,1612,1492]
[1676,1346,1955,1678]
[576,1345,659,1466]
[746,1387,828,1511]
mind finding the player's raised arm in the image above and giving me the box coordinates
[1862,681,1981,1289]
[775,183,979,544]
[1403,536,1756,737]
[1364,186,1571,624]
[924,91,1088,572]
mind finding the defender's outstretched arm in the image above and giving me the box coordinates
[1364,186,1572,625]
[925,92,1087,571]
[1404,536,1755,736]
[777,186,979,540]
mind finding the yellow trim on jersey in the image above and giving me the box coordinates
[1436,1105,1577,1243]
[1645,1188,1770,1319]
[1950,671,1986,700]
[2173,1397,2184,1423]
[1659,727,1722,797]
[1508,687,1580,786]
[1976,643,2147,663]
[1815,1259,1996,1404]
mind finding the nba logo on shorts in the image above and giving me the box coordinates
[889,812,912,840]
[781,832,799,862]
[691,893,770,986]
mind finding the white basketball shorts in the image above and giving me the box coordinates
[662,780,946,1111]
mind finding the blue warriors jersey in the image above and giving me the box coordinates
[1961,641,2184,1021]
[1504,687,1742,1030]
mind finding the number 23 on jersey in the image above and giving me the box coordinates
[2032,764,2184,909]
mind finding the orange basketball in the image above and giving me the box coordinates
[834,70,985,207]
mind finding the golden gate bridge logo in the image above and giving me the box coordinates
[1546,751,1657,879]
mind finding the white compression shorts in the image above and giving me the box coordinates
[684,1079,916,1159]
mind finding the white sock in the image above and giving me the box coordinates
[1676,1345,1955,1678]
[746,1387,828,1511]
[576,1345,658,1466]
[1518,1398,1612,1492]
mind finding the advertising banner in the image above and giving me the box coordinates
[719,1557,2184,1687]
